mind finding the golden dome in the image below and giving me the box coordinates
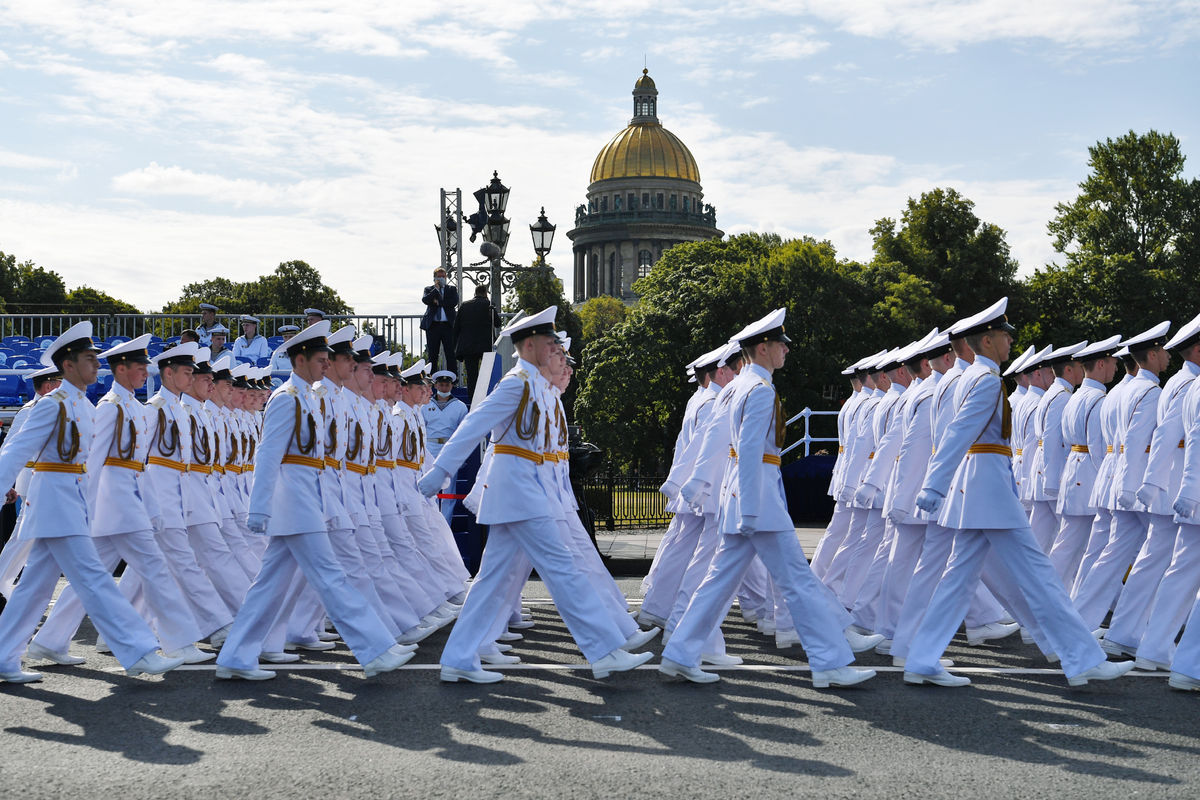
[589,122,701,184]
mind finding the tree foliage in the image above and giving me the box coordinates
[577,295,627,342]
[0,252,68,313]
[163,260,352,318]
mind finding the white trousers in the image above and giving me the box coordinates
[821,505,872,598]
[34,530,202,654]
[1048,513,1096,589]
[440,517,626,671]
[379,514,441,616]
[642,513,684,592]
[666,512,727,656]
[836,507,887,607]
[403,510,467,599]
[1029,500,1060,553]
[1103,513,1180,648]
[217,532,396,670]
[811,501,852,581]
[738,558,773,620]
[641,512,704,620]
[873,521,926,640]
[1070,509,1114,597]
[849,516,897,632]
[124,527,233,635]
[1130,523,1200,664]
[906,526,1105,678]
[188,522,252,612]
[0,536,159,671]
[891,523,1036,661]
[662,529,853,671]
[1071,509,1148,631]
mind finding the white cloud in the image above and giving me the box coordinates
[0,146,78,180]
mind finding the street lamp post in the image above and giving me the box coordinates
[458,170,556,314]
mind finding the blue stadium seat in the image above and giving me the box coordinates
[18,374,35,401]
[87,373,114,402]
[236,356,254,365]
[0,353,8,367]
[166,336,182,345]
[8,341,36,354]
[255,357,271,367]
[0,374,23,406]
[2,336,31,347]
[149,335,165,344]
[33,336,54,349]
[105,336,131,346]
[9,358,36,369]
[267,336,284,348]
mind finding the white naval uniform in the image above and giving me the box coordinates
[821,385,884,596]
[423,394,467,524]
[662,363,854,671]
[427,358,627,672]
[0,382,161,672]
[1132,374,1200,666]
[872,370,940,640]
[905,355,1105,679]
[1012,383,1044,511]
[32,381,206,654]
[182,393,251,611]
[216,373,397,672]
[1103,361,1199,650]
[1047,377,1108,586]
[1072,369,1160,630]
[642,382,715,621]
[1070,373,1133,596]
[811,387,869,579]
[1028,377,1074,552]
[848,378,915,630]
[0,395,44,596]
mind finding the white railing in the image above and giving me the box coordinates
[781,407,839,457]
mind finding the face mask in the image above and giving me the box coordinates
[436,276,447,287]
[436,390,452,399]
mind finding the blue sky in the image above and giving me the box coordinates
[1,1,1196,315]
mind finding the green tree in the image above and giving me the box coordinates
[576,234,878,471]
[161,261,352,326]
[870,187,1019,320]
[0,257,68,314]
[577,295,628,343]
[1029,130,1196,343]
[508,265,582,352]
[63,286,141,315]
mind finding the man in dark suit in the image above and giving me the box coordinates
[421,267,459,373]
[453,283,503,395]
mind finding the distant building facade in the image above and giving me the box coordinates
[568,70,723,303]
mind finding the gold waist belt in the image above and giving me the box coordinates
[346,462,368,475]
[1014,448,1023,456]
[188,464,213,475]
[1106,445,1114,454]
[729,447,782,466]
[967,444,1013,457]
[225,464,242,475]
[31,462,86,474]
[324,456,342,469]
[147,456,186,472]
[281,454,324,470]
[494,444,544,464]
[396,459,420,470]
[376,459,395,469]
[103,457,143,472]
[1070,445,1089,453]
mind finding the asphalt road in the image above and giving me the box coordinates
[1,578,1197,799]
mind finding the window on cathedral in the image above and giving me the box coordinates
[628,193,636,210]
[682,196,689,212]
[600,196,608,212]
[637,250,653,280]
[642,192,650,208]
[656,193,664,209]
[614,195,622,210]
[669,194,677,210]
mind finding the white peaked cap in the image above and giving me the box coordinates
[1122,320,1171,351]
[500,306,557,341]
[40,321,97,367]
[949,297,1014,338]
[1166,312,1200,350]
[1076,335,1123,360]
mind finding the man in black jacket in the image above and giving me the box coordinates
[421,268,459,373]
[453,283,502,395]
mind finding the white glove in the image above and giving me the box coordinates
[915,488,944,515]
[1136,484,1162,509]
[659,480,681,500]
[247,512,270,533]
[1117,490,1136,510]
[1043,486,1058,499]
[853,483,879,509]
[679,480,705,508]
[1174,497,1200,520]
[416,467,446,498]
[149,515,163,531]
[737,514,758,535]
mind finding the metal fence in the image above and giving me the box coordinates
[0,313,433,357]
[583,472,672,531]
[581,406,840,530]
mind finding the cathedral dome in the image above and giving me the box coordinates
[588,69,700,184]
[589,122,701,184]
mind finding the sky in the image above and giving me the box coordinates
[0,0,1197,316]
